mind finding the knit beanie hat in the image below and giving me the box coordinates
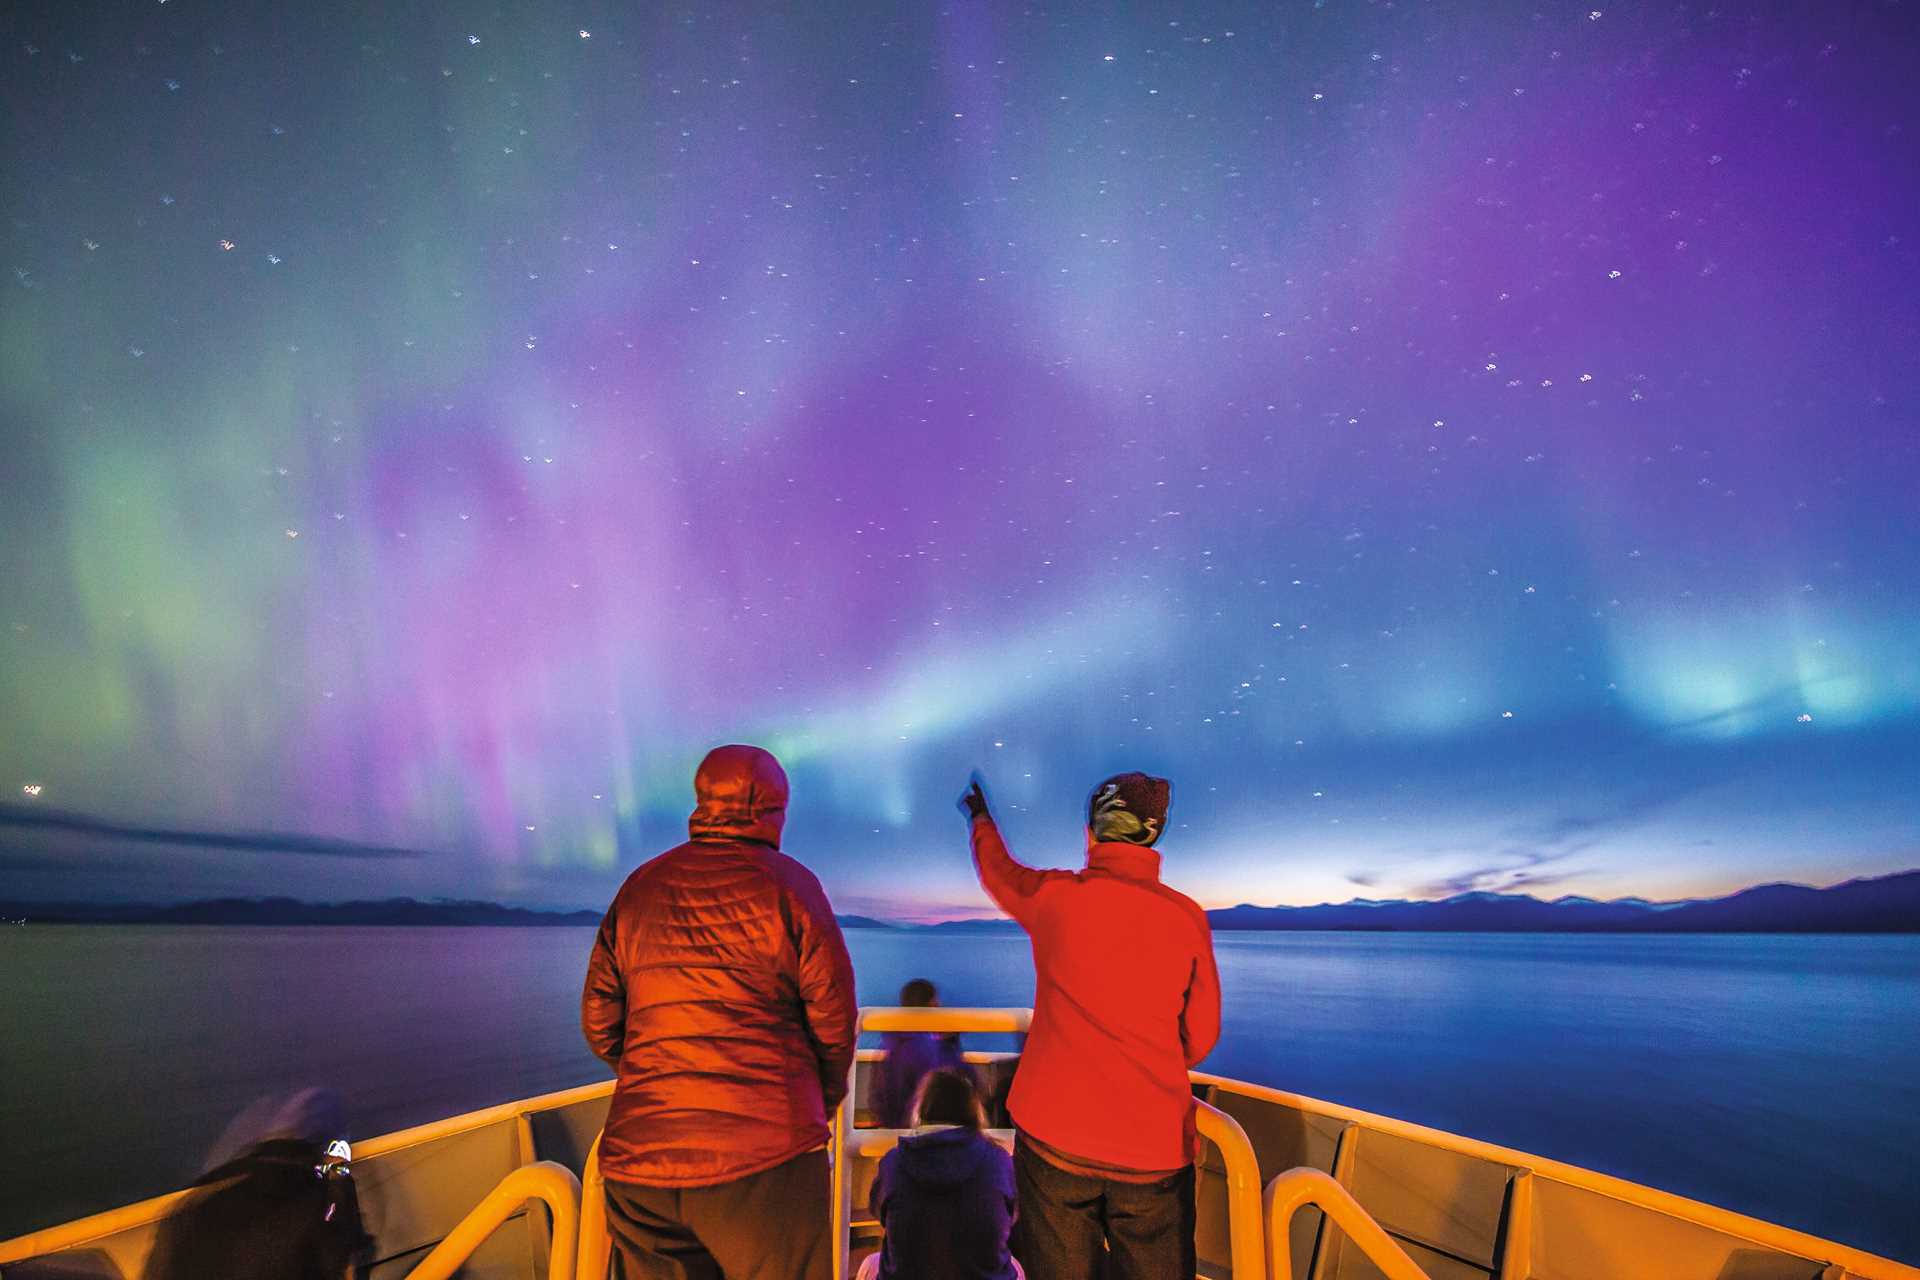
[1087,772,1172,846]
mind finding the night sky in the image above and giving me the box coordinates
[2,2,1915,921]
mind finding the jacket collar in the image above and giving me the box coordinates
[1085,841,1162,883]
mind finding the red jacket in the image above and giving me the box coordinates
[971,815,1221,1172]
[583,746,858,1186]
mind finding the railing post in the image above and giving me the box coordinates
[405,1162,581,1280]
[577,1136,609,1280]
[1263,1167,1431,1280]
[833,1061,856,1280]
[1195,1097,1266,1280]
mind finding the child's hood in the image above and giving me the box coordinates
[895,1128,1002,1191]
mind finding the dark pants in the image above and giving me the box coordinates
[1010,1140,1196,1280]
[605,1150,830,1280]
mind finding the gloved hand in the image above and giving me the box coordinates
[957,774,990,821]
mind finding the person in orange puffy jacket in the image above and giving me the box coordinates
[958,770,1221,1280]
[583,744,857,1280]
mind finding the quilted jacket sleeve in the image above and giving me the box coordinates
[581,909,627,1069]
[788,868,858,1110]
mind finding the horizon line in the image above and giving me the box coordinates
[7,866,1914,928]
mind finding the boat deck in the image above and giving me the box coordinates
[3,1008,1914,1280]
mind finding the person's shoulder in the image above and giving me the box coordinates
[763,850,844,923]
[974,1133,1015,1182]
[614,842,695,892]
[1145,875,1214,938]
[605,850,657,903]
[766,848,828,893]
[973,1130,1013,1160]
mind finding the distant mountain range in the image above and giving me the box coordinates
[1202,869,1920,933]
[6,870,1916,931]
[870,870,1920,933]
[912,917,1026,933]
[848,870,1920,933]
[831,914,895,931]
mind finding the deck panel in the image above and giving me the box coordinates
[1529,1176,1828,1280]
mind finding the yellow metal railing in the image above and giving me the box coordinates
[1263,1167,1430,1280]
[406,1161,581,1280]
[578,1135,612,1280]
[15,1049,1918,1280]
[0,1078,618,1268]
[1196,1097,1266,1280]
[1194,1071,1920,1280]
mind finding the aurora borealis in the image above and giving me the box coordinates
[1,1,1915,921]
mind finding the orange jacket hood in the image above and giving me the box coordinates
[688,744,789,848]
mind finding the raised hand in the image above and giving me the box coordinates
[957,773,990,821]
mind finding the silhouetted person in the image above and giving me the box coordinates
[861,1069,1020,1280]
[146,1088,369,1280]
[958,772,1220,1280]
[583,745,857,1280]
[872,978,971,1129]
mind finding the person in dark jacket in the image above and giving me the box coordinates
[958,771,1220,1280]
[146,1088,369,1280]
[872,977,972,1129]
[861,1069,1020,1280]
[583,744,858,1280]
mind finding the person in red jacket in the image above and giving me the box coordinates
[958,770,1220,1280]
[583,744,857,1280]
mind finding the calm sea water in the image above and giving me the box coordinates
[1,927,1915,1261]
